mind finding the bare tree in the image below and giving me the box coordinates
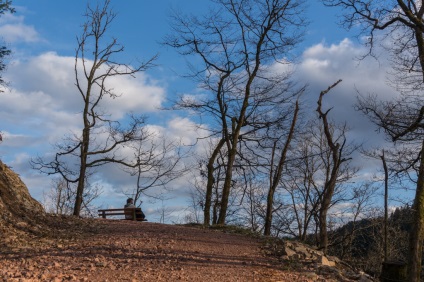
[357,93,424,279]
[241,177,265,232]
[192,139,260,226]
[156,199,178,224]
[31,0,155,216]
[327,182,379,259]
[319,0,424,277]
[282,132,323,241]
[166,0,306,225]
[316,80,359,254]
[121,135,189,206]
[43,177,102,216]
[188,139,228,225]
[263,100,299,235]
[43,178,73,215]
[276,115,359,247]
[204,139,226,225]
[185,183,205,224]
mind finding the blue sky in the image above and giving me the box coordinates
[0,0,403,222]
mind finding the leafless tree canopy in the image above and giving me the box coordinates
[166,0,307,225]
[323,0,424,89]
[121,136,190,206]
[31,0,156,216]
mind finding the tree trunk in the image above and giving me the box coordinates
[264,142,277,235]
[56,183,62,214]
[318,166,339,254]
[218,65,262,224]
[264,185,277,235]
[212,200,219,225]
[73,102,90,216]
[264,101,299,236]
[73,138,88,216]
[407,140,424,281]
[204,139,225,225]
[316,81,343,254]
[319,197,330,254]
[217,146,237,224]
[407,27,424,281]
[73,176,85,216]
[380,150,389,262]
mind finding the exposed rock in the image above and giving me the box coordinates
[0,160,47,249]
[264,239,376,281]
[0,160,100,251]
[0,160,44,215]
[281,245,297,257]
[318,255,336,267]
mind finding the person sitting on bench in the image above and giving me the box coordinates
[124,197,146,221]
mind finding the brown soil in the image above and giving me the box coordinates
[1,161,367,281]
[0,218,316,282]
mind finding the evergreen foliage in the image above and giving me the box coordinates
[0,0,13,91]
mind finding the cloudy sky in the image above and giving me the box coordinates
[0,0,399,222]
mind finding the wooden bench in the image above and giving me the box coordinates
[98,208,146,221]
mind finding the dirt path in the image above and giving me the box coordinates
[0,219,314,282]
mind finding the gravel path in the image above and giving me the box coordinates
[0,219,313,281]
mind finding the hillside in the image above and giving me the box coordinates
[1,220,375,282]
[325,208,411,276]
[0,161,374,281]
[0,159,48,247]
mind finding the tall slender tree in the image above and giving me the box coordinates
[316,80,358,254]
[31,0,155,216]
[263,100,299,235]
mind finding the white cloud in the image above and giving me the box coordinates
[0,14,40,43]
[299,39,388,90]
[3,51,165,117]
[0,131,41,148]
[295,39,396,148]
[167,117,205,145]
[6,52,166,116]
[102,73,166,119]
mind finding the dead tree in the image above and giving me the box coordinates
[43,176,102,216]
[316,80,356,254]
